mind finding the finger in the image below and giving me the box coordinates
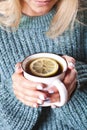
[63,69,77,88]
[68,79,77,99]
[68,78,77,92]
[62,55,76,64]
[15,62,23,73]
[21,99,38,108]
[51,80,76,108]
[13,86,47,101]
[12,72,47,90]
[14,90,43,106]
[50,93,60,102]
[17,96,38,108]
[62,55,76,69]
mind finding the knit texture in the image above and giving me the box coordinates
[0,7,87,130]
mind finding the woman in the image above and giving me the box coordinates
[0,0,87,130]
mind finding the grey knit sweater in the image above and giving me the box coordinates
[0,7,87,130]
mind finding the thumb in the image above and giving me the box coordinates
[15,62,23,73]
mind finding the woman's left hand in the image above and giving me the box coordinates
[50,55,77,108]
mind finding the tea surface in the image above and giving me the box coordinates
[25,57,63,77]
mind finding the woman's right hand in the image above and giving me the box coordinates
[12,62,48,108]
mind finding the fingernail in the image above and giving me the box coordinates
[37,100,43,105]
[39,95,45,100]
[68,62,75,69]
[48,90,54,94]
[36,85,43,90]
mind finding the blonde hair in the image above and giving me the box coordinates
[0,0,79,38]
[48,0,79,38]
[0,0,21,27]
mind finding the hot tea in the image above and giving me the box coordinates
[25,57,63,77]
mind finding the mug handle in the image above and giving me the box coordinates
[51,79,68,107]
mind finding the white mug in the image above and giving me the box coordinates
[22,53,68,107]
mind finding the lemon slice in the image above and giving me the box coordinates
[29,57,59,77]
